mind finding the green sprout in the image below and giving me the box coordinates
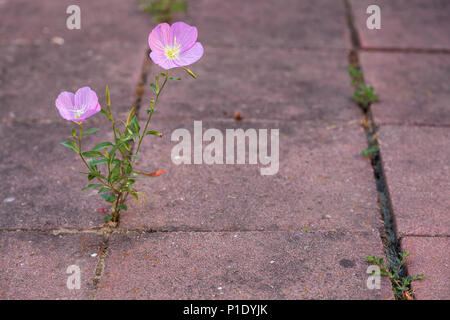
[361,146,379,157]
[366,251,424,300]
[137,0,187,23]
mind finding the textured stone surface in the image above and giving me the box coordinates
[184,0,350,49]
[142,47,359,122]
[402,237,450,300]
[0,232,101,299]
[378,126,450,236]
[0,122,114,229]
[119,120,381,233]
[0,0,150,123]
[96,231,392,299]
[350,0,450,50]
[360,52,450,126]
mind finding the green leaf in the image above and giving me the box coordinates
[82,128,99,137]
[101,193,116,203]
[98,187,111,194]
[100,109,113,122]
[150,83,157,94]
[104,214,113,222]
[117,204,128,211]
[90,158,108,166]
[145,130,162,137]
[130,191,139,201]
[92,142,114,151]
[108,163,121,184]
[169,77,181,81]
[361,147,379,157]
[82,183,103,191]
[171,1,187,12]
[182,67,197,79]
[61,141,78,153]
[126,107,136,129]
[82,150,104,158]
[105,85,111,108]
[131,115,140,134]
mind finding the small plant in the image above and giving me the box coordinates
[348,65,363,86]
[137,0,187,23]
[366,251,424,300]
[348,65,379,108]
[56,22,203,225]
[360,146,379,157]
[351,85,380,108]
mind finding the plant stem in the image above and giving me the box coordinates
[77,123,119,193]
[134,70,169,158]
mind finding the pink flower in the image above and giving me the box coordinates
[55,87,101,122]
[148,21,204,70]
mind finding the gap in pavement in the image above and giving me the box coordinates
[343,0,408,299]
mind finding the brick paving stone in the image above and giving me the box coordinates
[0,0,151,124]
[96,231,393,299]
[0,122,115,229]
[184,0,351,50]
[118,120,381,233]
[360,52,450,126]
[350,0,450,50]
[0,231,102,299]
[378,126,450,236]
[141,47,360,122]
[402,237,450,300]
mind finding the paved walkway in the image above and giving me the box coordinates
[0,0,448,300]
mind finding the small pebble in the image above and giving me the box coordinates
[3,197,15,203]
[51,36,64,45]
[322,215,332,219]
[90,253,98,257]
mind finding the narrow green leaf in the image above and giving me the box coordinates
[145,130,162,137]
[182,67,197,79]
[90,159,108,166]
[61,141,78,153]
[117,204,128,211]
[104,214,113,222]
[98,187,111,194]
[101,194,116,203]
[150,83,157,93]
[92,142,114,151]
[82,183,102,191]
[100,109,113,122]
[82,128,99,137]
[82,151,104,158]
[105,85,111,108]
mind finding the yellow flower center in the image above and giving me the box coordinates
[165,37,181,60]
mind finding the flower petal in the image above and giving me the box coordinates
[75,86,98,109]
[174,42,204,67]
[148,22,172,52]
[150,50,178,70]
[171,21,198,52]
[78,102,101,122]
[55,91,76,121]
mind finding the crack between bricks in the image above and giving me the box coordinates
[344,0,413,300]
[360,47,450,55]
[90,233,109,300]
